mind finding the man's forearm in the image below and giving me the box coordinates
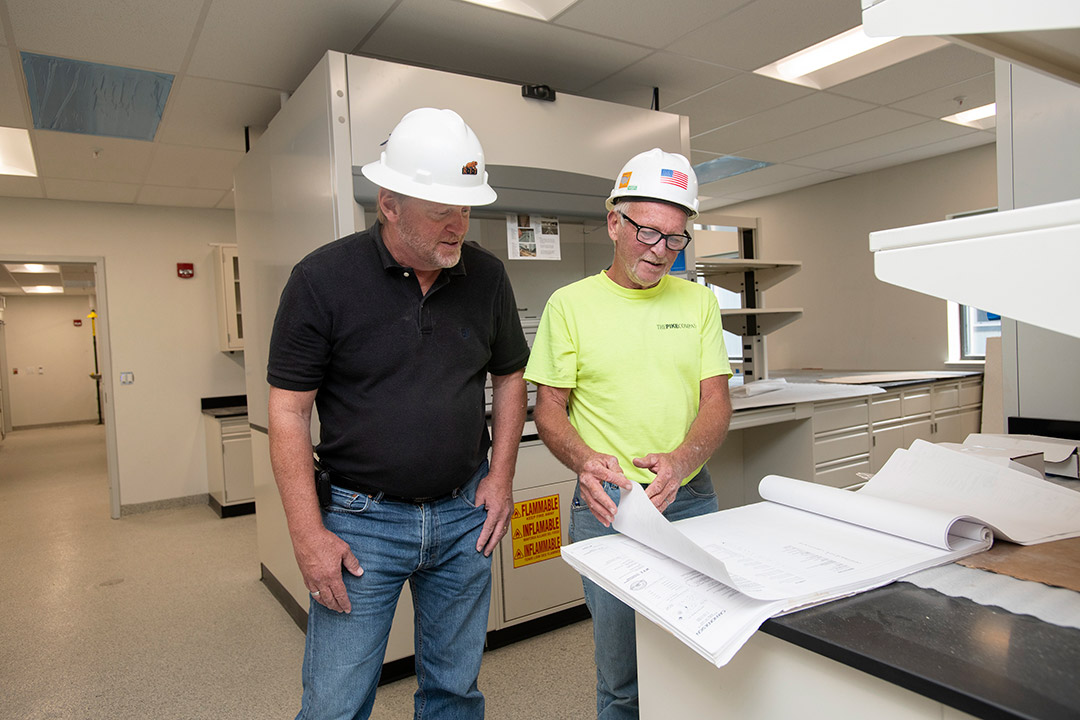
[670,376,732,477]
[533,386,594,475]
[268,389,322,539]
[488,370,527,483]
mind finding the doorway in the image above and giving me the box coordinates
[0,256,120,518]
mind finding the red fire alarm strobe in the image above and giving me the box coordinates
[74,319,83,327]
[177,263,194,279]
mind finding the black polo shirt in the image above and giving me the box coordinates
[267,222,529,498]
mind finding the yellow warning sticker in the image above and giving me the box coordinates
[510,494,562,568]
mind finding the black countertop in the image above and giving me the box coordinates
[763,582,1080,720]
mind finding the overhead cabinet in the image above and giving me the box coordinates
[213,244,243,352]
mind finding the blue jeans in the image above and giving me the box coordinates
[570,467,718,720]
[297,461,492,720]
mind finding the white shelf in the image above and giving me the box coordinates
[720,308,803,337]
[870,197,1080,339]
[696,259,802,293]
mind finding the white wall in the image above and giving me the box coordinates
[4,294,99,426]
[0,197,246,506]
[707,143,997,372]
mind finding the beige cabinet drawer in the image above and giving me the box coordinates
[814,458,870,489]
[814,430,871,465]
[812,399,869,434]
[902,386,932,416]
[932,382,960,411]
[870,393,902,423]
[959,379,983,406]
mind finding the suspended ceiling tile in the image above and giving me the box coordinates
[792,120,979,170]
[833,132,995,176]
[693,92,876,155]
[31,131,154,183]
[889,73,996,120]
[829,44,995,106]
[155,77,283,151]
[6,0,205,72]
[143,144,243,190]
[672,0,860,72]
[0,52,28,128]
[739,107,927,164]
[44,178,140,204]
[668,73,813,136]
[582,52,739,109]
[359,0,650,93]
[188,0,398,90]
[554,0,747,49]
[136,184,230,208]
[0,174,44,199]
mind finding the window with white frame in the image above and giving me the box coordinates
[946,208,1000,361]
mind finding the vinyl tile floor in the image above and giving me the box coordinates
[0,424,597,719]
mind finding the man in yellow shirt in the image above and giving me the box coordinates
[525,148,733,720]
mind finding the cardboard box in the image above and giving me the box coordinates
[964,433,1080,479]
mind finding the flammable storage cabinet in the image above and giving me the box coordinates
[234,50,690,662]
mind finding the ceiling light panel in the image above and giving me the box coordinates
[0,127,38,177]
[459,0,579,21]
[942,102,996,130]
[5,263,60,273]
[755,26,947,90]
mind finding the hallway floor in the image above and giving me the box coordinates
[0,424,595,719]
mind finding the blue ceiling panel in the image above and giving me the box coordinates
[21,52,173,142]
[694,155,773,184]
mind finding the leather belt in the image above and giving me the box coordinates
[326,470,451,504]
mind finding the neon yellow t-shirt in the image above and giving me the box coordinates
[524,271,732,485]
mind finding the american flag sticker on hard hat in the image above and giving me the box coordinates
[660,168,688,189]
[618,172,632,189]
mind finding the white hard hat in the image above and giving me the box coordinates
[605,148,699,220]
[361,108,497,207]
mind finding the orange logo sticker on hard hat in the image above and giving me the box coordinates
[618,171,632,189]
[462,161,478,175]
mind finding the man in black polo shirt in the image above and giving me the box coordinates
[267,108,528,720]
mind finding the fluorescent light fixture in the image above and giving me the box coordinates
[0,126,38,177]
[755,25,947,90]
[23,286,64,294]
[5,263,60,273]
[942,102,996,130]
[459,0,577,21]
[776,26,895,80]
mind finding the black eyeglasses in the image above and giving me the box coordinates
[618,212,692,251]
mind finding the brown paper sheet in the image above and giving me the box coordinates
[957,537,1080,593]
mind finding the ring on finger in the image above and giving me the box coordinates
[310,590,321,597]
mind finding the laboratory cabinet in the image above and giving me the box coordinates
[213,244,243,352]
[204,410,255,517]
[497,439,584,624]
[709,373,983,506]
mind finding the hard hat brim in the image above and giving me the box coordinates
[361,161,497,207]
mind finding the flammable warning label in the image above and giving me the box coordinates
[511,494,562,568]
